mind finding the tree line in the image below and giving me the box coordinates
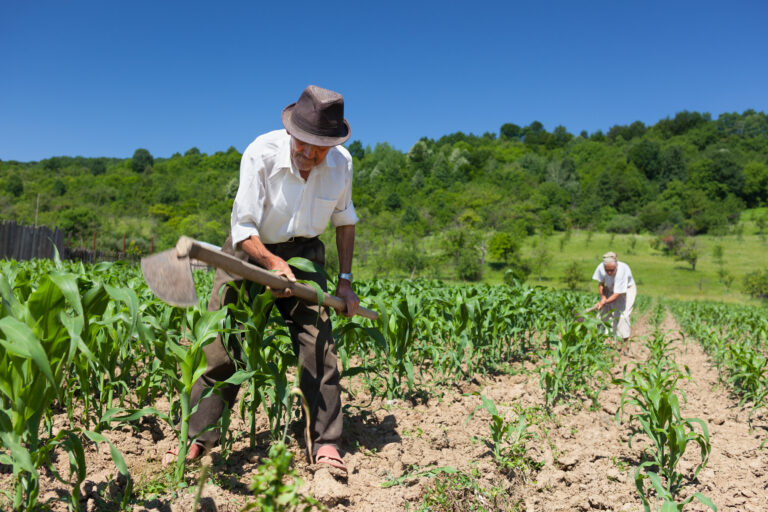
[1,109,767,281]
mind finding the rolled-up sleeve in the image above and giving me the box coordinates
[231,151,265,247]
[330,159,358,227]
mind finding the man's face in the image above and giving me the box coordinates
[289,135,332,173]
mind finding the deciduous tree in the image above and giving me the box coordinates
[131,148,154,173]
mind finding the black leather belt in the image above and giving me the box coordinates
[266,236,318,247]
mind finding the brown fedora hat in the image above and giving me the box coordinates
[281,85,351,146]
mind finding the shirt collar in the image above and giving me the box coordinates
[275,131,294,174]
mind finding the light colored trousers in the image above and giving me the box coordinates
[600,283,637,339]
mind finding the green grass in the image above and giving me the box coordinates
[511,229,766,304]
[354,208,768,306]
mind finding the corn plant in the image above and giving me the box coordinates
[165,307,227,482]
[226,281,300,444]
[117,304,228,484]
[725,342,768,410]
[615,331,714,511]
[671,300,768,426]
[0,267,131,510]
[467,394,538,477]
[539,315,612,407]
[334,318,387,399]
[373,294,420,399]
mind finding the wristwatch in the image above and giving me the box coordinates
[338,272,353,282]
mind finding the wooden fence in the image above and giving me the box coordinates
[0,220,66,261]
[0,221,136,263]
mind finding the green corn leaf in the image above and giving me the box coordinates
[691,492,717,511]
[104,284,139,335]
[60,311,92,365]
[83,430,130,479]
[25,275,66,339]
[82,284,110,318]
[285,256,325,276]
[362,326,387,352]
[180,349,208,393]
[646,469,672,499]
[341,366,376,379]
[0,432,37,477]
[297,279,325,309]
[223,370,259,386]
[660,501,681,512]
[49,272,83,317]
[63,432,87,485]
[0,410,12,432]
[381,466,458,488]
[0,317,59,396]
[0,273,22,318]
[100,407,160,424]
[166,340,188,361]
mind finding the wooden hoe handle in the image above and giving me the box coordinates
[177,237,378,321]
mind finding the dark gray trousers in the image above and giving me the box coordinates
[186,234,342,456]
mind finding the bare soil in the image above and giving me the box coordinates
[10,311,768,511]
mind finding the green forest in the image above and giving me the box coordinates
[2,109,768,296]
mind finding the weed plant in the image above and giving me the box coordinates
[242,442,323,512]
[414,467,521,512]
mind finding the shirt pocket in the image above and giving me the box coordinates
[264,188,293,234]
[311,198,337,234]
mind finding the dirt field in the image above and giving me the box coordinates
[15,311,768,511]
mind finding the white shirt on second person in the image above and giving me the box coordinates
[592,261,634,293]
[231,130,358,246]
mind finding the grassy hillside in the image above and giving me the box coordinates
[350,208,768,305]
[516,229,766,304]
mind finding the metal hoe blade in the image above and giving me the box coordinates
[140,248,198,307]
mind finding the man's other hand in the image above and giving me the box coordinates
[336,280,360,317]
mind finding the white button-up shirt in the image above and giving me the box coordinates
[231,130,358,246]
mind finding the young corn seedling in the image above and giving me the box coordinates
[467,394,538,477]
[615,337,714,511]
[540,316,611,407]
[725,342,768,413]
[159,307,228,483]
[373,294,419,399]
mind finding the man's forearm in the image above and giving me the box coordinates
[336,224,355,274]
[239,235,281,268]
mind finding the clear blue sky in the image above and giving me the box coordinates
[1,0,766,162]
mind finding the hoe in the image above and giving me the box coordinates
[140,236,378,320]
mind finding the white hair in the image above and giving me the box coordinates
[602,251,618,266]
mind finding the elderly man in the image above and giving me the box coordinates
[591,251,636,348]
[173,85,359,472]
